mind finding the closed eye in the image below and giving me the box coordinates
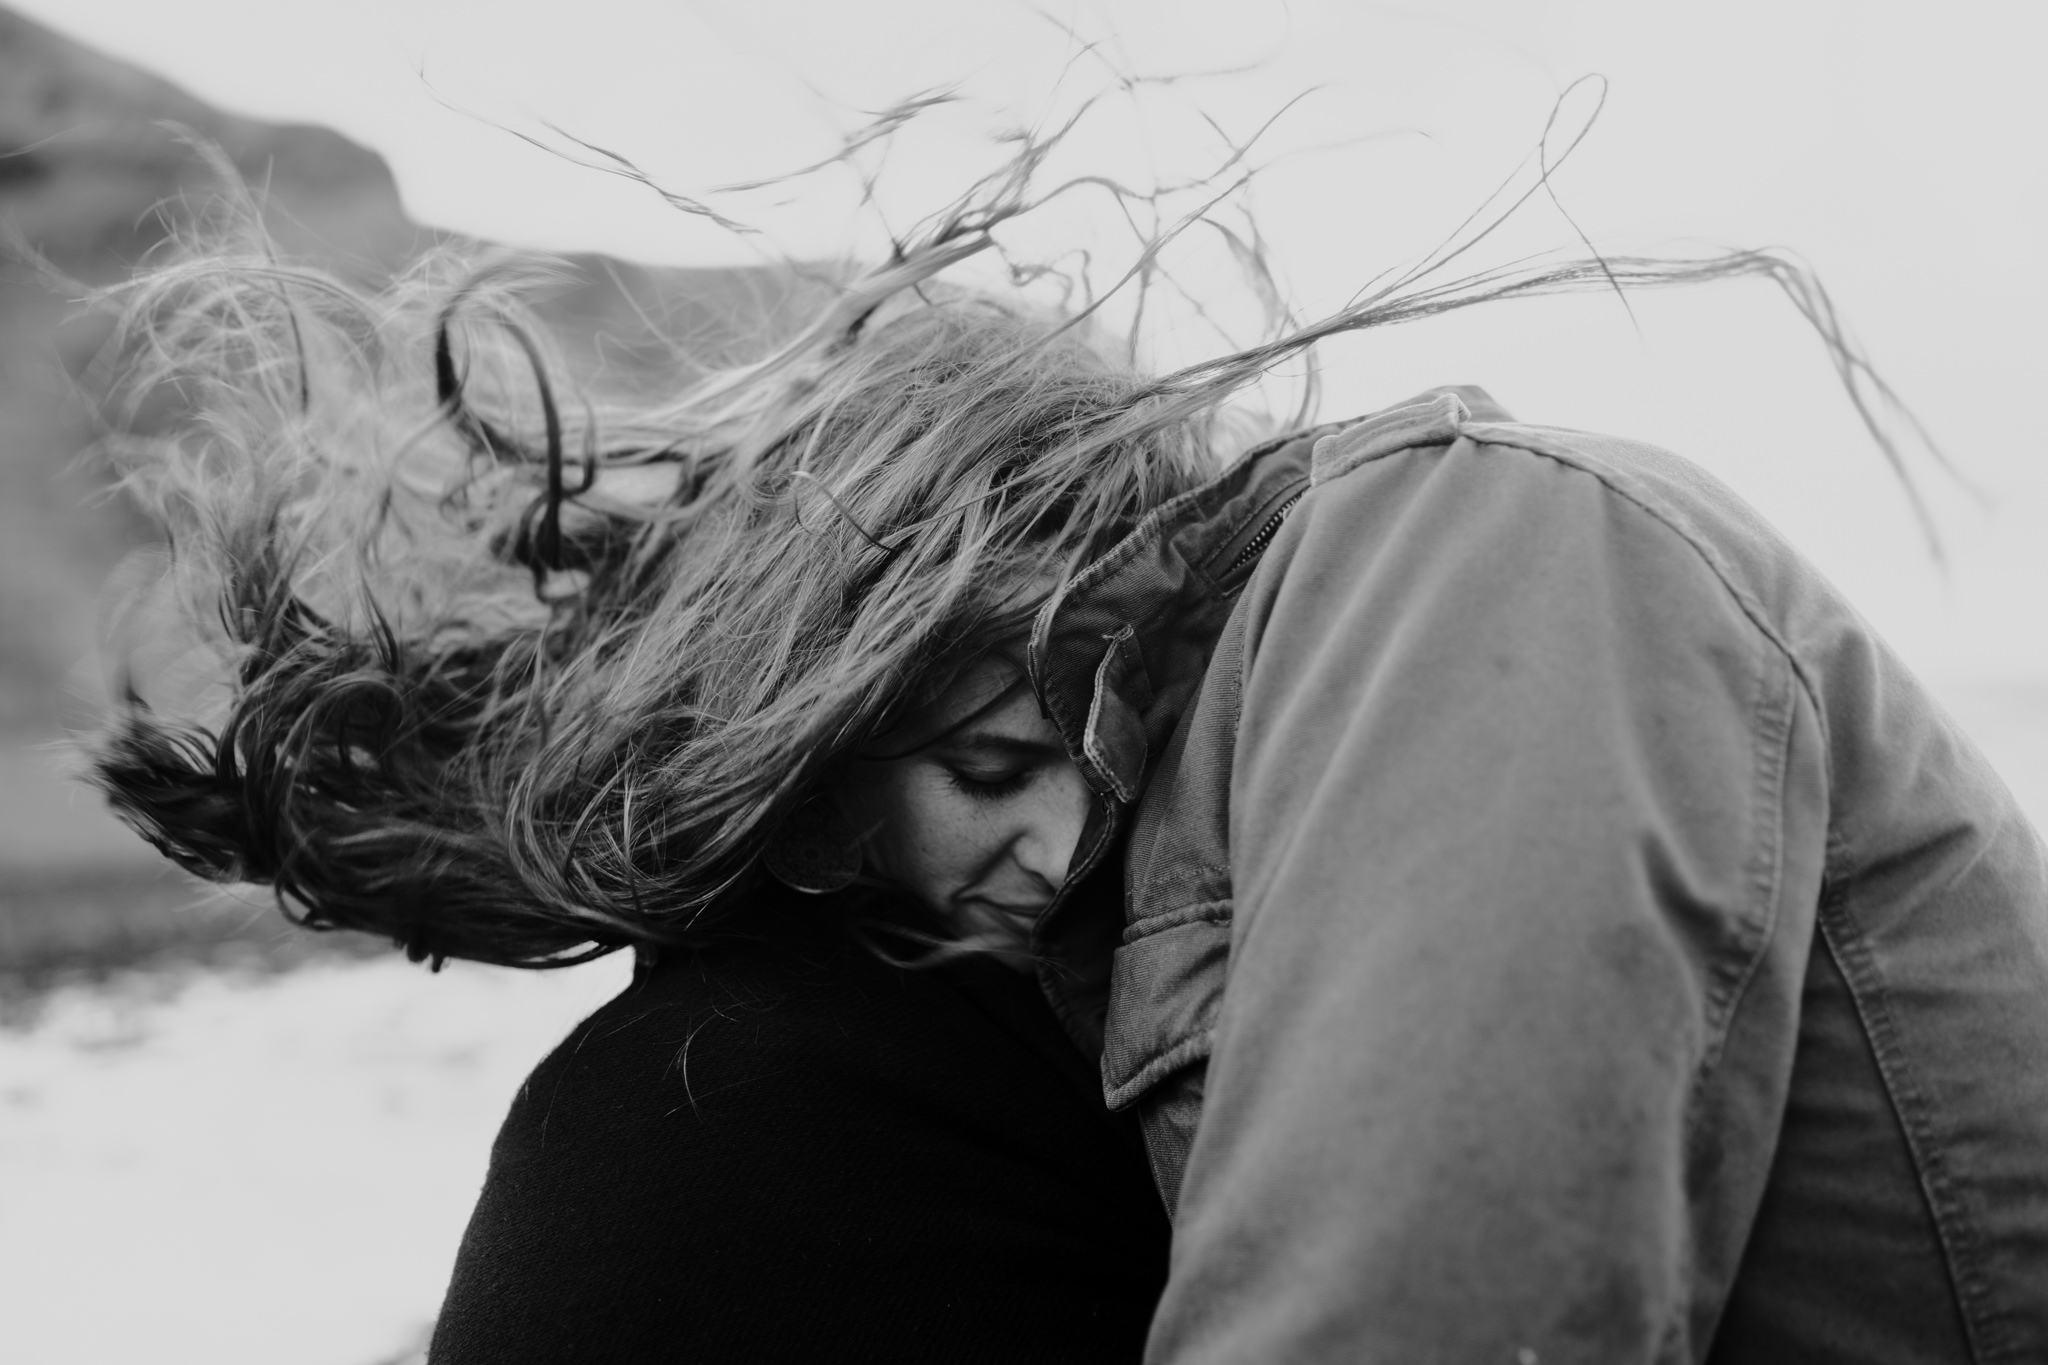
[944,764,1035,803]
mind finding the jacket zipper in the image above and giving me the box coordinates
[1222,487,1307,580]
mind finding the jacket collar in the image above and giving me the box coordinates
[1027,421,1329,802]
[1027,386,1511,799]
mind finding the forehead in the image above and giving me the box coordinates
[898,656,1051,748]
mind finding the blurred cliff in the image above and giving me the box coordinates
[0,4,818,973]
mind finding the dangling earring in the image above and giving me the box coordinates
[763,799,863,894]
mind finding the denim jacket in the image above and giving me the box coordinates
[1026,388,2048,1363]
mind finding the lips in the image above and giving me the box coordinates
[954,895,1045,946]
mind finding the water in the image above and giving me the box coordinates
[0,953,630,1365]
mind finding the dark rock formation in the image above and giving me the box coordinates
[0,4,828,733]
[0,5,830,958]
[0,6,425,282]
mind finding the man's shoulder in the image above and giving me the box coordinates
[1311,388,1756,538]
[1294,390,1819,655]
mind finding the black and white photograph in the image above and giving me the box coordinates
[2,2,2044,1361]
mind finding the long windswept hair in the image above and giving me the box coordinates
[83,86,1937,968]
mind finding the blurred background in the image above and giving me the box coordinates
[0,1,2042,1362]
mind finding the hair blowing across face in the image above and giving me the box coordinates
[89,250,1226,966]
[88,89,1926,966]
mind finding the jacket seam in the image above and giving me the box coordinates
[1332,429,1836,783]
[1106,1031,1217,1110]
[1699,636,1797,1081]
[1816,898,2003,1362]
[1123,896,1233,944]
[1665,631,1798,1358]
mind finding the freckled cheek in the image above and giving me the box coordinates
[850,767,1000,906]
[902,778,1009,894]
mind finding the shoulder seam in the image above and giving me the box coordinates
[1361,428,1831,757]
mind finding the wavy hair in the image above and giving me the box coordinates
[83,92,1936,968]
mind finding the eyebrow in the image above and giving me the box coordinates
[935,733,1066,759]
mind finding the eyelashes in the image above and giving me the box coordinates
[943,765,1035,803]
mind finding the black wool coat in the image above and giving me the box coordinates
[431,891,1169,1364]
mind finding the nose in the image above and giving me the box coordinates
[1012,759,1094,890]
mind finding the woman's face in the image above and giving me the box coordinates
[840,657,1093,942]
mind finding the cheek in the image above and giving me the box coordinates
[849,765,999,905]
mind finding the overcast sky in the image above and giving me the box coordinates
[20,0,2048,683]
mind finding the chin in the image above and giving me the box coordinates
[952,896,1043,951]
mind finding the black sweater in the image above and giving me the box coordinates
[430,896,1169,1363]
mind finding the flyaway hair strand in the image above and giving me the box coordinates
[81,79,1946,966]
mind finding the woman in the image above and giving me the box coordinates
[93,278,1190,1360]
[89,124,2048,1362]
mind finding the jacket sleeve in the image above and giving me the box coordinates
[1147,434,1803,1363]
